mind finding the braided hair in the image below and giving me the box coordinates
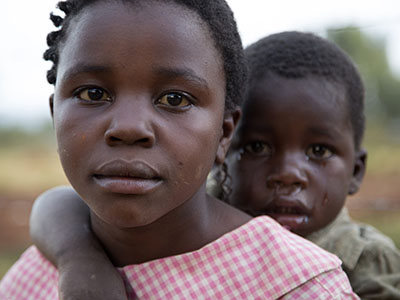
[43,0,247,111]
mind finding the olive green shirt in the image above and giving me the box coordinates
[307,208,400,300]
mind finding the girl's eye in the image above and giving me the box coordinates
[306,145,334,159]
[157,92,191,107]
[243,141,272,156]
[77,87,111,102]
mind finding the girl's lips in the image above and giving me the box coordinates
[93,175,162,195]
[94,159,161,178]
[93,159,163,195]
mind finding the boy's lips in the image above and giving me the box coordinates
[248,196,311,232]
[269,197,310,232]
[92,160,163,195]
[269,213,309,232]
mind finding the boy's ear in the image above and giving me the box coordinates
[215,107,241,165]
[49,94,54,118]
[348,148,367,195]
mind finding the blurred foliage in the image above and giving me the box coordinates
[0,122,55,149]
[363,123,400,174]
[327,26,400,126]
[0,252,23,279]
[0,123,68,196]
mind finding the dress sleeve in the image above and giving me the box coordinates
[0,246,59,300]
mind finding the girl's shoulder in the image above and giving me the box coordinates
[234,216,342,269]
[121,216,344,299]
[0,246,58,300]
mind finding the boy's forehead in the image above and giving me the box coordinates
[245,75,349,115]
[239,75,354,136]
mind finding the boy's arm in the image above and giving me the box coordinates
[349,241,400,299]
[30,186,128,300]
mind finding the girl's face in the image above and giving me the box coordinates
[226,75,366,237]
[51,1,233,228]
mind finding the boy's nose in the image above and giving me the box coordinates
[266,154,308,190]
[104,98,156,147]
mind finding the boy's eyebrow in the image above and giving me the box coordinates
[154,67,209,89]
[308,127,342,139]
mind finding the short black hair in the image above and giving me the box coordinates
[245,31,365,149]
[44,0,247,111]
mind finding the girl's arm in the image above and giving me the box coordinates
[30,186,128,300]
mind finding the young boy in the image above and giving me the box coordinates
[224,31,400,299]
[26,31,398,299]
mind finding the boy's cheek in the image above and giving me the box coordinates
[327,158,355,183]
[229,162,264,205]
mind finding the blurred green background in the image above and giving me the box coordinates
[0,26,399,278]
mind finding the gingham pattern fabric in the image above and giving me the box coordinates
[0,216,359,299]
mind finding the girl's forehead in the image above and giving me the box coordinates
[67,0,206,39]
[55,0,226,110]
[58,1,224,81]
[61,1,212,58]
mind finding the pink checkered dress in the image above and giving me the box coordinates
[0,216,359,299]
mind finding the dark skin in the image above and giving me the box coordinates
[31,75,367,299]
[30,187,126,300]
[35,1,252,298]
[32,21,367,297]
[226,74,366,237]
[52,0,249,266]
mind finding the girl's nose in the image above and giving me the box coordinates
[266,153,308,190]
[104,99,156,148]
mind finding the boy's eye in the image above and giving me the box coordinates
[77,87,111,102]
[157,92,191,107]
[244,141,272,156]
[306,145,333,159]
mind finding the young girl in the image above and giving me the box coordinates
[0,1,358,299]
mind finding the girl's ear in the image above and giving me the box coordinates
[348,148,367,195]
[215,107,241,165]
[49,94,54,118]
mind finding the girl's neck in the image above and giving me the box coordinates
[91,189,250,266]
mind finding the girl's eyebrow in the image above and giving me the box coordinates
[60,65,210,90]
[60,64,111,82]
[154,67,210,90]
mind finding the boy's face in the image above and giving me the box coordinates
[226,75,366,237]
[51,1,233,228]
